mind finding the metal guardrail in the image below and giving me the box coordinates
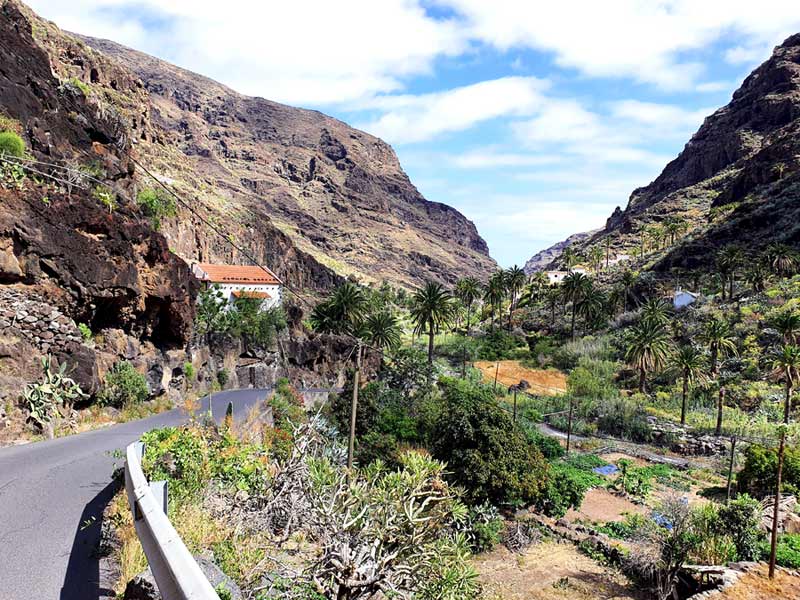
[125,441,219,600]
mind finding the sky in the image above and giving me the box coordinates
[26,0,800,267]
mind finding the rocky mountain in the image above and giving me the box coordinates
[523,229,598,274]
[554,33,800,273]
[77,36,495,290]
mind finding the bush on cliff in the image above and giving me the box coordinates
[0,130,25,158]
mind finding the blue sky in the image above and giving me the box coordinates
[28,0,800,266]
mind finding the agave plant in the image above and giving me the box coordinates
[23,355,87,431]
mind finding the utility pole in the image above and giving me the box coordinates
[493,360,500,392]
[726,435,737,501]
[566,397,574,454]
[347,341,362,476]
[513,388,518,423]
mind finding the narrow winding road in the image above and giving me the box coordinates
[0,389,277,600]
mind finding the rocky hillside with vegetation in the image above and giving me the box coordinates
[79,36,495,289]
[537,33,800,275]
[523,229,598,274]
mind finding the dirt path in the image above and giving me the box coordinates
[474,360,567,395]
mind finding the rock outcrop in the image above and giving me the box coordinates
[554,33,800,272]
[78,36,496,289]
[523,229,599,274]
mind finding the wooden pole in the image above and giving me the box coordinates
[347,342,362,476]
[726,435,737,501]
[566,397,574,454]
[513,389,518,423]
[493,360,500,392]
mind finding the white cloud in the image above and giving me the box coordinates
[436,0,800,90]
[356,76,550,144]
[448,151,560,169]
[26,0,466,105]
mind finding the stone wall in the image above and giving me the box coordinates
[0,287,82,354]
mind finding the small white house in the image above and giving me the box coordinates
[673,286,699,310]
[546,270,569,285]
[193,263,282,309]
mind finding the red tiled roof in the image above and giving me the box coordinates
[231,290,272,299]
[195,263,280,285]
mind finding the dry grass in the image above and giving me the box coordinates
[107,490,147,596]
[475,540,645,600]
[474,360,567,395]
[716,564,800,599]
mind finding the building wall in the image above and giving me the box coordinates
[209,283,282,309]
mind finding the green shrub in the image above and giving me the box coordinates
[216,368,229,387]
[431,377,549,507]
[460,503,504,553]
[98,361,149,407]
[536,461,602,517]
[0,130,25,157]
[759,533,800,568]
[77,323,92,342]
[718,494,762,561]
[137,187,177,230]
[595,513,648,540]
[183,362,195,381]
[476,330,523,361]
[523,426,565,459]
[142,426,210,503]
[92,185,117,213]
[738,444,800,498]
[595,397,652,442]
[23,355,87,429]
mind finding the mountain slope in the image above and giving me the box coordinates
[523,229,599,274]
[79,36,496,289]
[555,34,800,273]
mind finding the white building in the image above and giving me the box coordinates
[546,270,569,285]
[193,263,282,309]
[608,253,632,267]
[673,286,699,310]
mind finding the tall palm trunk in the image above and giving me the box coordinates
[769,376,793,578]
[570,301,577,340]
[729,272,735,300]
[427,320,434,365]
[639,367,647,393]
[715,386,725,436]
[681,372,689,425]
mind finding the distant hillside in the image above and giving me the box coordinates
[560,33,800,274]
[79,36,497,289]
[523,229,598,274]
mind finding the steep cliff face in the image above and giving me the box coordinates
[556,34,800,273]
[80,36,497,289]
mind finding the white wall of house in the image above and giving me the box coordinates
[547,271,568,285]
[219,283,282,308]
[673,289,698,309]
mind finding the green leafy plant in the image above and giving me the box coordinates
[0,130,25,157]
[77,323,93,342]
[137,187,177,230]
[92,185,117,213]
[216,368,229,387]
[183,362,195,381]
[23,355,87,431]
[98,361,149,407]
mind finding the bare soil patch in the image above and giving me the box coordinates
[566,488,646,523]
[475,540,645,600]
[474,360,567,395]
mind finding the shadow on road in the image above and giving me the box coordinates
[60,477,121,600]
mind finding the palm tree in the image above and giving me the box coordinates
[744,260,769,294]
[621,270,638,313]
[309,282,368,335]
[410,281,454,365]
[647,225,665,250]
[768,344,800,578]
[771,311,800,344]
[561,246,578,270]
[665,218,683,245]
[589,246,604,272]
[364,311,401,351]
[717,245,744,301]
[670,345,706,425]
[767,243,796,277]
[625,319,672,392]
[505,265,527,328]
[545,287,560,326]
[530,271,549,295]
[579,285,606,334]
[484,270,506,331]
[562,272,591,340]
[640,297,671,328]
[455,276,481,333]
[700,317,738,435]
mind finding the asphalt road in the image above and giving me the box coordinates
[0,389,271,600]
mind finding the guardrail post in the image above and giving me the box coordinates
[150,480,168,514]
